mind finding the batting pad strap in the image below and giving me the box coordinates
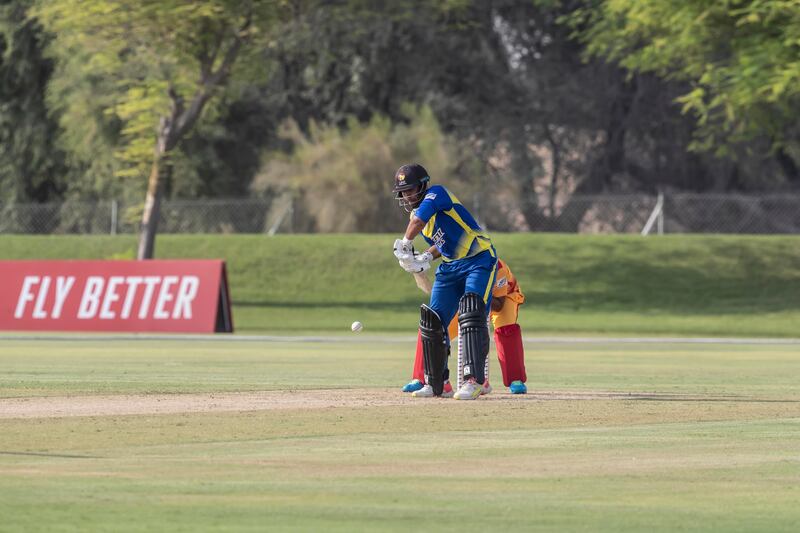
[458,293,489,384]
[419,304,448,396]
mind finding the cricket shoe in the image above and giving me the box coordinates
[402,379,424,393]
[481,380,492,395]
[509,380,527,394]
[411,381,454,398]
[453,379,482,400]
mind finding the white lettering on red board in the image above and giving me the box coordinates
[14,275,201,320]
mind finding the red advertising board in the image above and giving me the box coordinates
[0,260,233,333]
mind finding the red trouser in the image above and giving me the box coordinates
[493,323,526,387]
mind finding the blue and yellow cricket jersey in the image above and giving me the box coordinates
[413,185,494,262]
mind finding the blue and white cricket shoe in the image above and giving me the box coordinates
[509,380,527,394]
[402,379,424,393]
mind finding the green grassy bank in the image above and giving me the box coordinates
[1,233,798,336]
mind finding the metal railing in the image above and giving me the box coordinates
[1,193,799,234]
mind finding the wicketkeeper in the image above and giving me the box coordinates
[403,258,528,395]
[392,163,497,400]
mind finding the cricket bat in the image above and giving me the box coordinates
[413,272,432,295]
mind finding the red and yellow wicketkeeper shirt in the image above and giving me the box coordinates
[490,258,524,329]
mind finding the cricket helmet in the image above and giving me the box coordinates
[392,163,430,212]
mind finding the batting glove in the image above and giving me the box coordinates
[400,258,431,274]
[393,238,415,265]
[415,251,434,264]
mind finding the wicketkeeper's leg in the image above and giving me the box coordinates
[495,324,526,387]
[412,330,425,383]
[491,300,527,387]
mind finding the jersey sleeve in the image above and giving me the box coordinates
[500,262,525,305]
[414,186,453,223]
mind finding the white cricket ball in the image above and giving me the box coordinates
[351,321,363,333]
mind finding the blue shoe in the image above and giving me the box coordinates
[509,381,527,394]
[402,379,424,393]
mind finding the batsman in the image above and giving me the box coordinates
[392,163,497,400]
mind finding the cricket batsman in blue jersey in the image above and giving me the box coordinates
[392,163,497,400]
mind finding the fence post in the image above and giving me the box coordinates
[641,192,664,236]
[268,197,294,236]
[110,200,118,235]
[657,193,664,235]
[287,197,294,233]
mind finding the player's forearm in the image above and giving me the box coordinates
[427,246,441,259]
[403,216,426,240]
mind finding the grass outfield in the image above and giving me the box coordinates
[0,337,798,532]
[1,233,799,337]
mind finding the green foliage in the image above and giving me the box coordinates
[252,105,480,232]
[105,248,136,260]
[0,1,65,202]
[32,0,281,180]
[4,0,799,205]
[571,0,800,153]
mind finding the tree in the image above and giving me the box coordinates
[33,0,284,257]
[570,0,800,169]
[0,0,65,203]
[251,105,476,233]
[247,1,694,226]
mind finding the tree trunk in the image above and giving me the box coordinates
[137,153,165,260]
[546,124,561,222]
[553,76,637,231]
[775,146,799,185]
[134,19,249,259]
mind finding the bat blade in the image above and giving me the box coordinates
[413,272,432,295]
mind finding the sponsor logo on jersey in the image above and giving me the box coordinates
[496,277,507,288]
[432,228,445,248]
[424,192,437,200]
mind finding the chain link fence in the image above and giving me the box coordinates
[1,193,799,234]
[0,197,295,235]
[514,193,800,234]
